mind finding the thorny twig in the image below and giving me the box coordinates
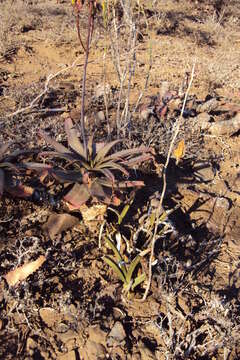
[142,61,196,301]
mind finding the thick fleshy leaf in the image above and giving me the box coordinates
[96,161,129,176]
[126,255,141,285]
[39,151,77,161]
[103,256,126,284]
[39,130,71,154]
[64,183,90,208]
[93,139,122,165]
[102,146,153,163]
[90,181,110,200]
[64,118,86,159]
[105,237,127,275]
[0,169,4,195]
[98,168,115,182]
[122,154,153,167]
[132,273,146,291]
[51,169,83,183]
[0,162,19,171]
[87,135,94,159]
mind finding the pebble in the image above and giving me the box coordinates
[208,112,240,136]
[82,340,106,359]
[107,321,126,347]
[58,350,76,360]
[194,162,215,182]
[197,98,218,113]
[39,307,61,328]
[95,110,105,123]
[194,112,211,130]
[95,83,111,99]
[88,325,107,345]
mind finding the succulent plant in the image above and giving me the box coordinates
[37,117,154,209]
[103,237,146,294]
[0,142,33,199]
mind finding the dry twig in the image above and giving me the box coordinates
[142,61,196,301]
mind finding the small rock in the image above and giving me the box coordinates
[131,352,141,360]
[194,112,211,130]
[140,106,154,121]
[88,325,107,345]
[95,83,111,99]
[82,340,106,359]
[206,197,230,234]
[208,112,240,136]
[39,307,62,328]
[107,321,126,347]
[42,213,79,240]
[110,346,127,360]
[139,340,156,360]
[194,162,215,182]
[168,98,181,112]
[26,337,37,355]
[197,98,218,113]
[95,110,105,123]
[58,350,76,360]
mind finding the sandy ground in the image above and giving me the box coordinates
[0,0,240,359]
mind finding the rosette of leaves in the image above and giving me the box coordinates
[38,117,153,209]
[0,142,33,198]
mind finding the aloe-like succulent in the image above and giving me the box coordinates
[0,142,33,199]
[38,117,153,209]
[103,237,146,294]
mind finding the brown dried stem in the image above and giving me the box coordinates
[142,61,196,301]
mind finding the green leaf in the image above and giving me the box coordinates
[126,255,141,285]
[103,256,126,284]
[105,237,127,276]
[131,273,146,291]
[65,118,86,159]
[118,203,130,225]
